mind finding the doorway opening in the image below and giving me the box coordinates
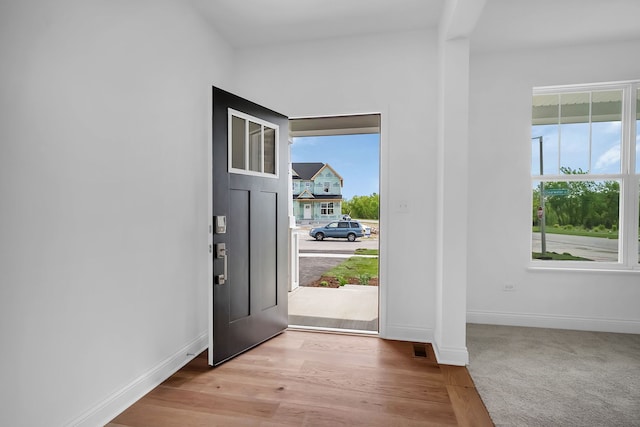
[287,114,381,334]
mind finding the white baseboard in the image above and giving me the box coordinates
[432,341,469,366]
[467,310,640,334]
[382,324,434,343]
[66,331,209,427]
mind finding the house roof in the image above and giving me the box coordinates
[292,162,344,187]
[291,162,325,180]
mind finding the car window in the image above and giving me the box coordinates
[326,222,338,229]
[338,222,349,228]
[350,222,360,228]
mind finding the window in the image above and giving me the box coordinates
[531,81,639,268]
[323,182,330,193]
[228,108,278,177]
[321,202,334,215]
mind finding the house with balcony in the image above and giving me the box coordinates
[292,162,343,222]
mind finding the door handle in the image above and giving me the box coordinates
[215,243,228,285]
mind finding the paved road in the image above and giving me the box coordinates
[293,227,379,286]
[294,228,379,254]
[531,232,633,262]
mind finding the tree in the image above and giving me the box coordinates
[531,167,619,231]
[342,193,379,219]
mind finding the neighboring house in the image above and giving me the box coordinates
[292,162,344,222]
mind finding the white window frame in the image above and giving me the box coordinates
[228,108,279,178]
[530,80,639,271]
[320,202,334,216]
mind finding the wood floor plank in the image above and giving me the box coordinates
[445,384,493,427]
[440,365,475,387]
[107,330,493,426]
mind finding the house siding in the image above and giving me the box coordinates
[292,163,344,222]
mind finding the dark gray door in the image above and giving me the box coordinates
[209,87,288,366]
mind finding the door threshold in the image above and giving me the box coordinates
[287,324,378,337]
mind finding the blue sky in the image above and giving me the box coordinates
[291,134,379,200]
[531,121,636,175]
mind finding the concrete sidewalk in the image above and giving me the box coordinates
[288,285,378,332]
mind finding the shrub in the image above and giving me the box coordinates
[337,276,348,286]
[357,273,371,285]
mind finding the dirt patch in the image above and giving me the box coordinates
[299,256,378,288]
[308,276,379,288]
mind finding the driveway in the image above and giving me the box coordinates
[294,227,379,286]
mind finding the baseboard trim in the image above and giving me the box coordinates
[467,310,640,334]
[382,324,434,343]
[432,341,469,366]
[66,331,209,427]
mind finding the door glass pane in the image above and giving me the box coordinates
[248,121,262,172]
[231,116,246,170]
[264,126,276,174]
[531,179,619,262]
[591,90,622,174]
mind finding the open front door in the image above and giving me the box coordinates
[209,87,289,366]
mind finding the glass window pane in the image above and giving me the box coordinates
[531,125,559,175]
[560,122,589,173]
[231,116,246,170]
[636,88,640,173]
[248,121,262,173]
[559,93,590,173]
[591,90,622,174]
[532,94,559,126]
[592,90,622,122]
[591,121,621,173]
[560,92,589,124]
[531,179,619,262]
[263,126,276,174]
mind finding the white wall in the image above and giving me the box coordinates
[0,1,232,425]
[467,39,640,333]
[231,30,440,342]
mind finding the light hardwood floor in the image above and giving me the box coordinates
[108,330,493,426]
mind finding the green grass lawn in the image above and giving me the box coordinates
[323,256,378,279]
[354,248,379,255]
[532,226,618,239]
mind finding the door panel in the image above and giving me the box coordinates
[210,87,288,366]
[254,191,277,310]
[229,189,249,322]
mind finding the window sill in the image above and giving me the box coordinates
[528,262,640,274]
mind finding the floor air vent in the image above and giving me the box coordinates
[412,343,428,358]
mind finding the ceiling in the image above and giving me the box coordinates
[190,0,444,49]
[190,0,640,52]
[472,0,640,52]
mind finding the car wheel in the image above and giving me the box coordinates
[347,233,356,242]
[315,232,325,241]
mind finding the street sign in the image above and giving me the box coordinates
[544,188,569,196]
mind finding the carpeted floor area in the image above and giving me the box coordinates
[466,323,640,427]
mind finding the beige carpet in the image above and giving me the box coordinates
[466,324,640,427]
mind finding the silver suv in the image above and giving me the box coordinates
[309,220,364,242]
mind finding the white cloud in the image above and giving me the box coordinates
[602,121,622,134]
[594,145,620,171]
